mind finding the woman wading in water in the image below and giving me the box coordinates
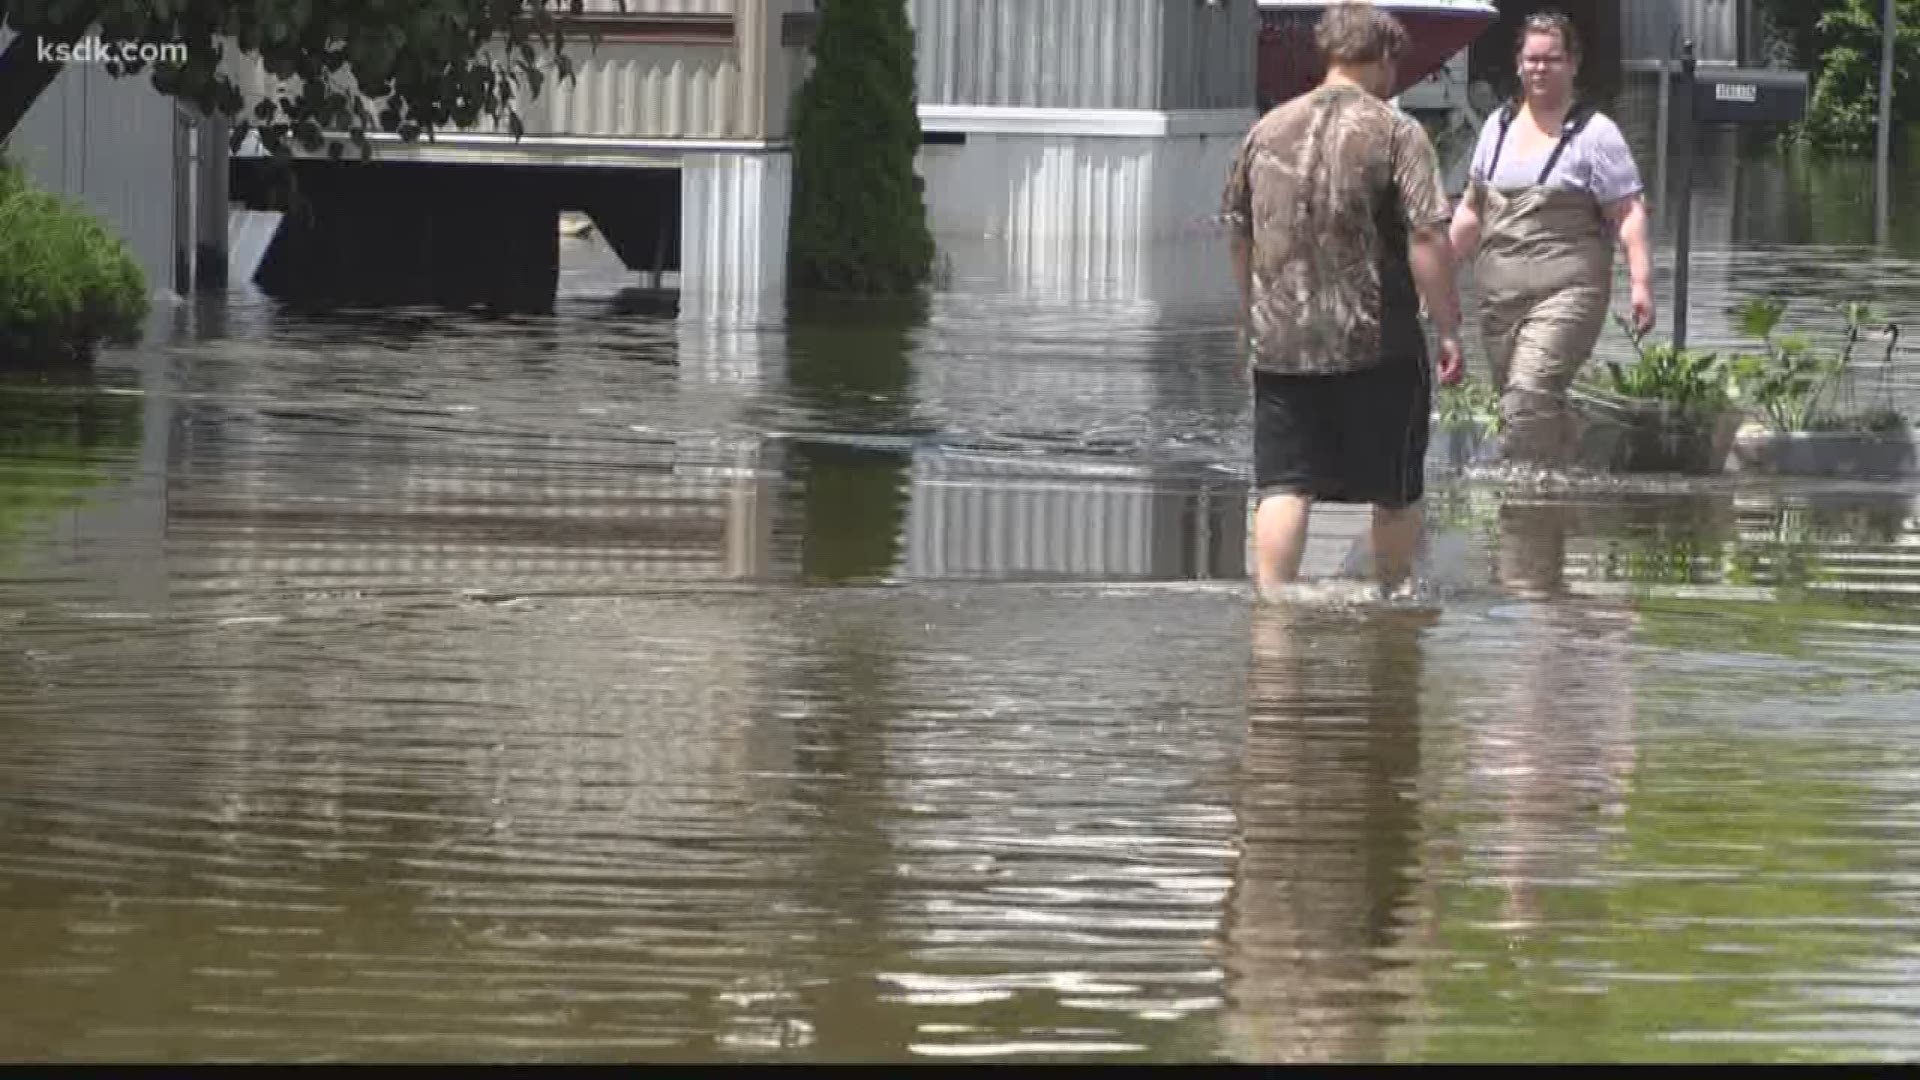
[1449,10,1655,467]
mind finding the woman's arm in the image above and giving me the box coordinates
[1604,193,1654,334]
[1451,116,1498,264]
[1449,194,1482,264]
[1589,115,1656,334]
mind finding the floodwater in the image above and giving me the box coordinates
[3,121,1920,1063]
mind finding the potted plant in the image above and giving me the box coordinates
[1725,298,1913,477]
[1571,316,1744,475]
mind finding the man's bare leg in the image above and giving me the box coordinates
[1371,503,1424,594]
[1254,492,1313,597]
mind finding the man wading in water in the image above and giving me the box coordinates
[1222,1,1464,599]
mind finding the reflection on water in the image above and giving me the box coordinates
[1224,606,1429,1063]
[0,372,143,559]
[2,116,1920,1063]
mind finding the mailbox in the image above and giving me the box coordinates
[1667,52,1813,352]
[1691,67,1809,126]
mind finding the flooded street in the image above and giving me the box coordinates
[3,127,1920,1061]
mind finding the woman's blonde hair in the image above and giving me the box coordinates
[1517,10,1583,64]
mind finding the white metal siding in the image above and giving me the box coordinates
[527,43,748,138]
[917,129,1244,243]
[1622,0,1747,65]
[224,8,810,144]
[679,151,792,319]
[571,0,734,12]
[1159,0,1257,111]
[257,39,758,142]
[911,0,1165,110]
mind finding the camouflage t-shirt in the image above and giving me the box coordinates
[1221,84,1452,376]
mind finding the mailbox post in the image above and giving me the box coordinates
[1673,42,1697,351]
[1667,55,1810,350]
[1878,0,1898,246]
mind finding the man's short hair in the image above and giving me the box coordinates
[1314,2,1410,66]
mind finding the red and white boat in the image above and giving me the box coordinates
[1257,0,1500,108]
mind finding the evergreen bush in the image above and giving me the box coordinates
[788,0,935,294]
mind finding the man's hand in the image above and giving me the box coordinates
[1408,222,1463,387]
[1631,281,1656,336]
[1436,334,1464,387]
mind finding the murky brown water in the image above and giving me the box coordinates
[3,116,1920,1062]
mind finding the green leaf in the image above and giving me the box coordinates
[1736,297,1787,341]
[1842,300,1883,330]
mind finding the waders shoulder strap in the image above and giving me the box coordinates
[1487,101,1519,177]
[1536,103,1599,185]
[1486,101,1600,186]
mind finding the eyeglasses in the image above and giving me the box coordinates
[1521,53,1568,67]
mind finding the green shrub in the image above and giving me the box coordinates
[788,0,935,295]
[0,165,148,363]
[1764,0,1920,154]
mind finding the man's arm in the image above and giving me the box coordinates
[1394,120,1465,383]
[1231,232,1252,316]
[1228,230,1255,385]
[1221,130,1257,373]
[1412,225,1465,386]
[1410,225,1460,334]
[1410,224,1463,370]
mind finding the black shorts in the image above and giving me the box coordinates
[1253,353,1431,509]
